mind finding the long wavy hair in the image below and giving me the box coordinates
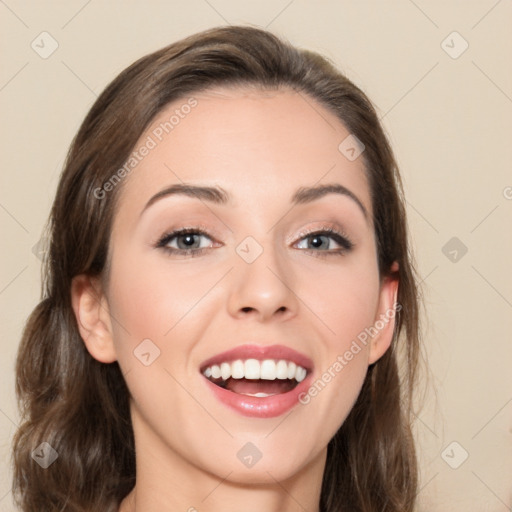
[13,25,421,512]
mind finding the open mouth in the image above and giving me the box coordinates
[202,359,308,397]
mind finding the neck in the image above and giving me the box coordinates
[118,407,326,512]
[120,474,324,512]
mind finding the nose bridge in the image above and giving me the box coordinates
[227,232,298,321]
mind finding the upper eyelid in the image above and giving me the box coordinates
[294,228,354,250]
[295,226,349,238]
[289,225,353,246]
[155,231,217,257]
[156,226,214,242]
[157,226,353,250]
[158,226,349,239]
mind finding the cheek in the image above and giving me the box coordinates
[104,253,214,447]
[106,249,222,359]
[293,253,380,438]
[104,235,381,462]
[298,252,381,346]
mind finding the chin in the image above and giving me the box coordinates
[205,446,321,486]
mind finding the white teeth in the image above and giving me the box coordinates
[244,359,260,379]
[241,392,276,397]
[202,358,308,382]
[231,359,245,379]
[295,366,307,382]
[276,360,289,379]
[220,362,231,380]
[260,359,276,380]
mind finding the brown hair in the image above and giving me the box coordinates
[13,25,421,511]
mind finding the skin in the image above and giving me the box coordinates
[71,86,398,512]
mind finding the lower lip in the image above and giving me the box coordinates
[202,374,313,418]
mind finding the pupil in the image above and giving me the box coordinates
[180,234,197,248]
[311,236,324,249]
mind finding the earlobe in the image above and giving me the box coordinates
[368,262,399,365]
[70,274,117,363]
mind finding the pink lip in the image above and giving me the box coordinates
[199,343,314,372]
[200,344,314,418]
[202,371,314,418]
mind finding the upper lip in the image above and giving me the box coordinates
[200,344,314,372]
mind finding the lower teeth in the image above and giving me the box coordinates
[208,377,298,395]
[239,392,276,397]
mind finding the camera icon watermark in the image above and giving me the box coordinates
[236,236,263,264]
[236,442,262,468]
[32,236,48,261]
[31,442,59,468]
[31,31,59,59]
[441,441,469,469]
[441,31,469,60]
[133,338,161,366]
[338,134,365,161]
[442,237,468,263]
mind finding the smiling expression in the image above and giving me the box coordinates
[87,85,398,485]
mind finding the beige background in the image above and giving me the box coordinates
[1,1,511,510]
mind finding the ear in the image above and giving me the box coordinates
[70,274,117,363]
[368,261,400,365]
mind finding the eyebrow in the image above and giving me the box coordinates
[142,184,229,213]
[292,183,368,219]
[140,182,368,220]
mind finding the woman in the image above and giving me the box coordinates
[13,25,421,512]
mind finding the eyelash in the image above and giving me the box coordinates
[155,227,216,258]
[294,226,354,257]
[155,226,354,258]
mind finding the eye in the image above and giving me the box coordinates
[156,228,218,256]
[294,228,354,255]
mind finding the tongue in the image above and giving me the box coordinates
[226,378,296,395]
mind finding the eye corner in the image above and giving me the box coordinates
[291,226,354,256]
[153,226,223,258]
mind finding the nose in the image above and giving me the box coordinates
[226,239,299,323]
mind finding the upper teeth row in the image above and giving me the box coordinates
[203,359,307,382]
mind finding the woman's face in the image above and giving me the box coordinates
[90,87,397,485]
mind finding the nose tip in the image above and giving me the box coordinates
[227,245,299,323]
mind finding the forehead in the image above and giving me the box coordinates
[113,85,371,220]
